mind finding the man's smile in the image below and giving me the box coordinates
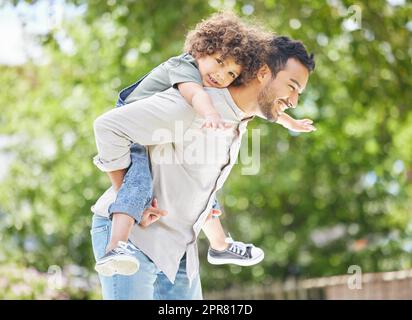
[277,98,293,111]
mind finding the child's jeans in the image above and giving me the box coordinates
[108,94,220,224]
[108,143,153,223]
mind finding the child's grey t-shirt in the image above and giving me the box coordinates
[124,53,202,103]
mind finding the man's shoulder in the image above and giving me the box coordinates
[144,87,195,117]
[204,87,232,106]
[204,88,244,121]
[203,87,226,99]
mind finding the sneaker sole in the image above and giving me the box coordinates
[95,255,140,277]
[207,252,264,266]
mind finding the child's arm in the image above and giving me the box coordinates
[276,112,316,132]
[177,82,232,130]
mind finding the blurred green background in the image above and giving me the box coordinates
[0,0,411,299]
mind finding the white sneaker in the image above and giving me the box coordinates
[95,241,139,276]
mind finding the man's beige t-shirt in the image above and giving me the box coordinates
[92,87,252,284]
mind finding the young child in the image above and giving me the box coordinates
[94,13,315,276]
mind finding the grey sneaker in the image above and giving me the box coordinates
[95,241,139,277]
[207,236,264,266]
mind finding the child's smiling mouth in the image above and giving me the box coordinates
[207,74,220,87]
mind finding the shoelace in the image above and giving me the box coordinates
[225,235,253,257]
[113,241,135,255]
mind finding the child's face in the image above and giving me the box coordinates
[197,53,242,88]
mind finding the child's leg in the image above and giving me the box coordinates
[95,144,153,276]
[107,143,153,250]
[202,203,265,266]
[106,213,135,252]
[202,216,229,251]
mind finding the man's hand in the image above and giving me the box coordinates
[139,198,168,228]
[287,118,316,132]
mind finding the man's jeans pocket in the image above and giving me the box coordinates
[90,215,111,261]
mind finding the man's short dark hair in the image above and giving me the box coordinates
[267,36,315,77]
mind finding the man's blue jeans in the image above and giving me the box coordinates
[90,214,203,300]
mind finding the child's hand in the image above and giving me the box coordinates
[288,118,316,132]
[202,113,232,130]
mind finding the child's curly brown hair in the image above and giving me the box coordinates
[184,12,271,85]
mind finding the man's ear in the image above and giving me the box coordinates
[256,64,272,83]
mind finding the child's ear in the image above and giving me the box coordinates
[256,64,271,83]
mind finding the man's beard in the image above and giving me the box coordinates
[257,82,277,123]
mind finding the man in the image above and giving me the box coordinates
[91,36,315,299]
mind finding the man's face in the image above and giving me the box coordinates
[257,58,310,122]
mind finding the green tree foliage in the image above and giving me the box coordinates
[0,0,411,292]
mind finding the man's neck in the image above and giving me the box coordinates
[228,83,260,117]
